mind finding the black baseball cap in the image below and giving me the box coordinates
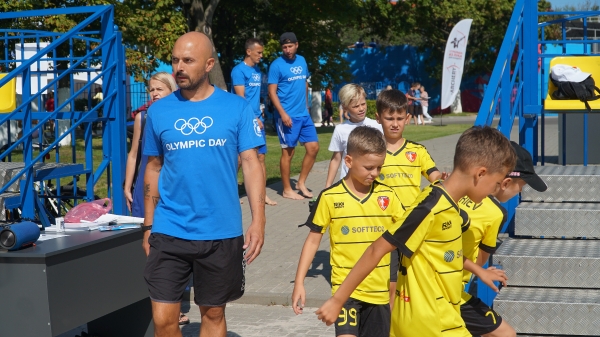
[509,141,547,192]
[280,32,298,45]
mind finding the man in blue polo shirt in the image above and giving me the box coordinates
[268,32,319,200]
[143,31,266,337]
[231,38,277,206]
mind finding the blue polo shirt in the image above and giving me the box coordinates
[267,54,310,118]
[231,62,262,118]
[143,87,265,240]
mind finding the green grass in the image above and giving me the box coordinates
[238,123,472,189]
[440,112,478,117]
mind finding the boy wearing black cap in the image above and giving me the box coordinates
[268,32,319,200]
[458,141,547,337]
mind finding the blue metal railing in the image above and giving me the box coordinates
[0,6,127,225]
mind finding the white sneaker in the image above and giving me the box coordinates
[424,119,432,124]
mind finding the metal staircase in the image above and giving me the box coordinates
[0,6,128,226]
[495,166,600,335]
[473,1,600,335]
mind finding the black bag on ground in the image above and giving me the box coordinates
[550,74,600,111]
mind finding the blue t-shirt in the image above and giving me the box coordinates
[231,62,262,118]
[414,89,421,106]
[267,55,310,118]
[143,87,265,240]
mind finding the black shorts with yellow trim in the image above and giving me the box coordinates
[335,297,390,337]
[461,297,503,336]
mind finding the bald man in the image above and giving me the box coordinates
[142,32,266,337]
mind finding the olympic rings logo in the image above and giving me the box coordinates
[174,117,214,136]
[290,66,303,75]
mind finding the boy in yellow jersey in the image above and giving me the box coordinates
[459,141,547,337]
[316,126,516,337]
[292,126,404,337]
[374,89,444,306]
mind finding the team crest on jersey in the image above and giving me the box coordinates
[252,73,260,81]
[377,196,389,211]
[405,151,417,162]
[399,290,410,302]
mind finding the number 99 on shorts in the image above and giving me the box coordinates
[337,307,358,327]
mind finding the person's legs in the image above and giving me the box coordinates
[462,297,510,337]
[295,116,320,198]
[296,141,319,198]
[423,106,433,121]
[280,147,303,199]
[276,116,305,200]
[199,305,227,337]
[258,153,277,205]
[144,233,194,336]
[152,302,182,337]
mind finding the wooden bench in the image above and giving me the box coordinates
[545,56,600,112]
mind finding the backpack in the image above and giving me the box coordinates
[550,74,600,111]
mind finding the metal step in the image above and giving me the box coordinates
[515,202,600,238]
[494,287,600,336]
[495,238,600,288]
[521,166,600,202]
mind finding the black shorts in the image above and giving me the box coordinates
[461,297,503,335]
[413,105,423,116]
[144,233,245,306]
[408,105,415,115]
[335,297,390,337]
[390,248,399,282]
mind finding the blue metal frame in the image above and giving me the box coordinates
[0,6,127,225]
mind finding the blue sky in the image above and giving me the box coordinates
[549,0,600,9]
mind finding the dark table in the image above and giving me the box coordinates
[0,228,153,337]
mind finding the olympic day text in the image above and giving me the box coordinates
[166,116,227,151]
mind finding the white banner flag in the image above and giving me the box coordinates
[441,19,473,110]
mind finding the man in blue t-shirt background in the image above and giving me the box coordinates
[142,31,266,337]
[268,32,319,200]
[231,38,277,206]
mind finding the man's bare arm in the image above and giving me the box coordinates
[268,84,285,115]
[142,155,163,256]
[233,85,245,98]
[240,148,266,264]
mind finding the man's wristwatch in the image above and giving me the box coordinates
[141,225,152,232]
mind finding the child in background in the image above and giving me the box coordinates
[325,84,383,188]
[374,89,444,307]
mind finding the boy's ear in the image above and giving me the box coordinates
[375,112,381,122]
[344,154,353,169]
[473,166,487,184]
[500,177,512,190]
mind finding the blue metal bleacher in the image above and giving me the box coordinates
[0,6,128,226]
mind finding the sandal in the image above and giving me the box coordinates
[179,313,190,325]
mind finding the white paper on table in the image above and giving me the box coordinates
[94,214,144,224]
[37,233,69,241]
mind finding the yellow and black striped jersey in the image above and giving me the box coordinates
[305,180,404,305]
[377,140,438,206]
[459,195,506,304]
[383,182,471,337]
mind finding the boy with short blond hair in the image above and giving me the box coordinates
[459,141,547,337]
[326,84,383,187]
[316,126,517,337]
[375,89,443,306]
[293,126,403,337]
